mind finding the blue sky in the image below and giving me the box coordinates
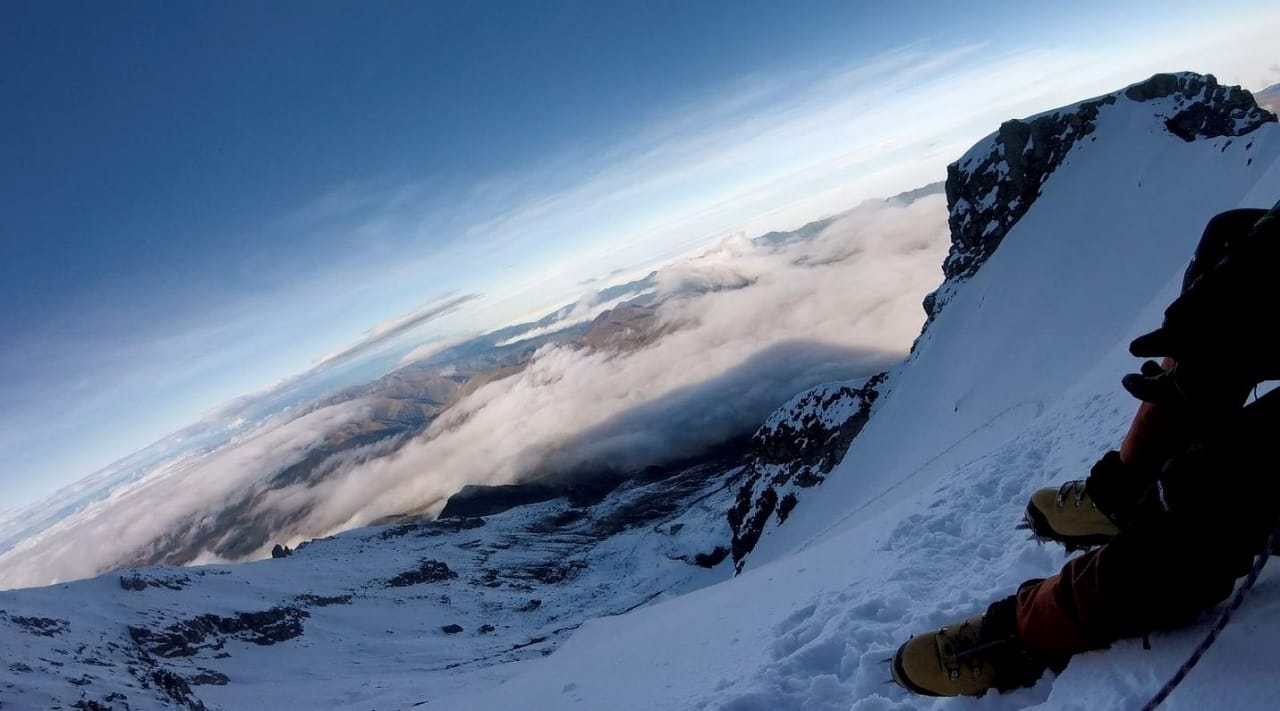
[2,0,1277,508]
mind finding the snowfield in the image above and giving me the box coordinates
[1,73,1278,710]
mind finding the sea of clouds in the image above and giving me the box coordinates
[0,194,949,589]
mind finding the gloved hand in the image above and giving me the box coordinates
[1120,359,1252,413]
[1084,450,1158,527]
[1128,387,1280,537]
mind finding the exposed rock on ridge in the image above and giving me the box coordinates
[922,72,1276,329]
[727,374,886,570]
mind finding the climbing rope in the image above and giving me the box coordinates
[1138,518,1280,711]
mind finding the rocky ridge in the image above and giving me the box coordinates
[923,72,1276,330]
[727,374,886,570]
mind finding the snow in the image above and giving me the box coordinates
[439,97,1280,710]
[976,184,1001,211]
[0,463,741,709]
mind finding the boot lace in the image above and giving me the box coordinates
[937,618,1005,682]
[1055,479,1091,509]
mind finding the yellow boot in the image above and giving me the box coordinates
[1024,480,1120,550]
[891,598,1047,697]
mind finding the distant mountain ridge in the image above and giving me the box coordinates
[1256,81,1280,114]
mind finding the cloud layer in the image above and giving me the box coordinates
[0,194,948,589]
[0,400,376,589]
[281,194,952,536]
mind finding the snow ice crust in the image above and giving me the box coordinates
[2,74,1279,710]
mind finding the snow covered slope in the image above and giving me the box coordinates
[438,74,1280,710]
[0,343,910,709]
[0,461,741,709]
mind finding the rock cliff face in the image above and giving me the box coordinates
[727,374,886,570]
[923,72,1276,329]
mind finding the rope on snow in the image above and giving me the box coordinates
[1139,519,1280,711]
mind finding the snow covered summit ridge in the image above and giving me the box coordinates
[924,72,1276,328]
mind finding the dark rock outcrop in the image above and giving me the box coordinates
[693,546,730,569]
[143,668,207,710]
[439,483,563,519]
[385,560,458,588]
[6,614,70,637]
[518,599,543,613]
[188,668,230,686]
[439,469,642,519]
[939,94,1115,286]
[118,573,192,592]
[727,373,886,571]
[377,516,487,539]
[1123,73,1274,142]
[128,606,308,658]
[294,594,353,608]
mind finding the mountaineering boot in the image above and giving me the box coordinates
[1023,451,1153,550]
[1024,479,1119,550]
[891,595,1047,697]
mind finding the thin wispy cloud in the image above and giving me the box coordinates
[398,337,471,367]
[312,293,482,369]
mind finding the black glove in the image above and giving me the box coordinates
[1084,450,1159,528]
[1128,388,1280,535]
[1120,359,1252,413]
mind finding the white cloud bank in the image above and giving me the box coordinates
[285,195,951,537]
[0,194,948,590]
[0,400,377,589]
